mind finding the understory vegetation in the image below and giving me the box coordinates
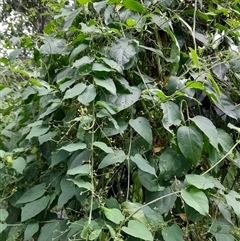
[0,0,240,240]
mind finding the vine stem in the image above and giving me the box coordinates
[193,0,198,51]
[202,140,240,176]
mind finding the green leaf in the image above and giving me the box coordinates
[138,169,163,192]
[131,154,156,176]
[206,72,221,95]
[78,84,96,105]
[69,44,88,63]
[17,183,46,204]
[38,221,67,241]
[185,204,204,222]
[122,202,147,224]
[21,195,50,222]
[0,209,8,221]
[12,157,26,174]
[40,37,68,55]
[89,229,102,240]
[38,131,57,145]
[159,148,191,180]
[67,164,91,175]
[96,101,118,114]
[93,141,114,153]
[123,0,144,13]
[63,8,81,30]
[64,83,87,99]
[177,125,203,166]
[181,188,209,216]
[102,207,124,224]
[98,150,126,169]
[126,18,136,26]
[92,63,111,72]
[58,177,75,208]
[0,223,7,233]
[0,87,12,99]
[161,101,182,133]
[94,76,116,95]
[185,174,215,190]
[73,56,94,68]
[122,220,153,241]
[189,47,199,68]
[39,100,61,119]
[59,142,86,152]
[162,224,184,241]
[24,223,39,241]
[145,187,177,214]
[210,221,235,241]
[26,126,49,139]
[129,117,152,144]
[217,129,234,152]
[109,38,137,69]
[224,190,240,216]
[68,179,92,190]
[102,57,123,73]
[151,14,170,29]
[51,150,69,166]
[106,224,116,238]
[191,115,218,149]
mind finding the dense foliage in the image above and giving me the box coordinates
[0,0,240,240]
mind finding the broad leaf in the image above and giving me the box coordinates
[63,8,81,31]
[161,101,182,133]
[122,220,153,241]
[26,126,49,139]
[191,115,218,149]
[17,183,46,204]
[93,141,114,153]
[185,174,215,190]
[78,84,96,105]
[73,56,94,68]
[217,129,234,152]
[177,125,203,166]
[102,207,124,224]
[68,179,92,190]
[58,177,75,208]
[67,164,91,176]
[122,202,147,224]
[40,37,68,55]
[38,221,67,241]
[21,195,50,222]
[159,148,191,180]
[138,169,163,192]
[94,76,116,95]
[129,117,152,144]
[98,150,126,169]
[181,188,209,216]
[145,187,177,214]
[109,38,137,69]
[24,223,39,241]
[59,142,86,152]
[12,157,26,174]
[162,224,184,241]
[69,44,88,63]
[64,83,87,99]
[131,154,156,176]
[210,221,235,241]
[123,0,144,13]
[0,209,8,221]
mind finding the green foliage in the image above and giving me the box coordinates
[1,0,240,240]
